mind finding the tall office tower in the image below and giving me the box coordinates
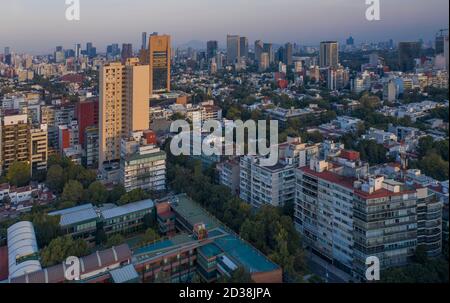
[254,40,264,63]
[75,44,81,59]
[320,41,339,68]
[121,43,133,63]
[0,115,30,175]
[29,124,48,176]
[226,35,240,65]
[240,37,249,58]
[86,42,96,58]
[99,59,150,167]
[141,32,147,50]
[263,43,274,64]
[4,47,10,56]
[284,42,293,66]
[207,40,218,60]
[276,46,285,63]
[140,34,171,94]
[398,42,421,72]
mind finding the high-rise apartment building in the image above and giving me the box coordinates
[226,35,240,65]
[295,153,442,279]
[240,156,296,208]
[29,124,48,176]
[99,59,150,167]
[140,34,171,94]
[0,115,30,175]
[320,41,339,68]
[398,42,421,72]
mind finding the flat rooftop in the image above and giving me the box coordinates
[170,194,221,231]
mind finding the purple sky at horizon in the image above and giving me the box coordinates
[0,0,448,54]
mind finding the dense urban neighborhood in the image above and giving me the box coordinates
[0,24,449,285]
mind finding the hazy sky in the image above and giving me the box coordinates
[1,0,448,54]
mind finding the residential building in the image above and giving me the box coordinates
[99,59,150,167]
[240,156,296,208]
[0,114,30,175]
[120,132,166,192]
[320,41,339,68]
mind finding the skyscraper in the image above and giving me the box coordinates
[142,32,147,50]
[254,40,264,63]
[140,34,171,93]
[398,42,421,72]
[226,35,240,65]
[121,43,133,64]
[86,42,96,58]
[99,59,150,166]
[263,43,274,64]
[207,40,218,60]
[284,42,293,66]
[240,37,249,58]
[75,44,81,59]
[320,41,339,68]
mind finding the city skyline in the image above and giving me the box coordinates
[0,0,448,54]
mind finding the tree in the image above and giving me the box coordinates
[87,181,108,205]
[118,188,149,205]
[108,185,126,203]
[7,162,31,187]
[417,136,435,158]
[23,212,61,247]
[218,267,254,283]
[413,153,449,181]
[139,228,161,247]
[61,180,84,205]
[105,234,125,248]
[40,236,89,267]
[46,164,65,193]
[356,140,388,165]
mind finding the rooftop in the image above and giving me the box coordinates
[49,203,98,226]
[170,194,221,231]
[109,264,139,283]
[101,199,154,220]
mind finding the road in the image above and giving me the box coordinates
[306,249,355,283]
